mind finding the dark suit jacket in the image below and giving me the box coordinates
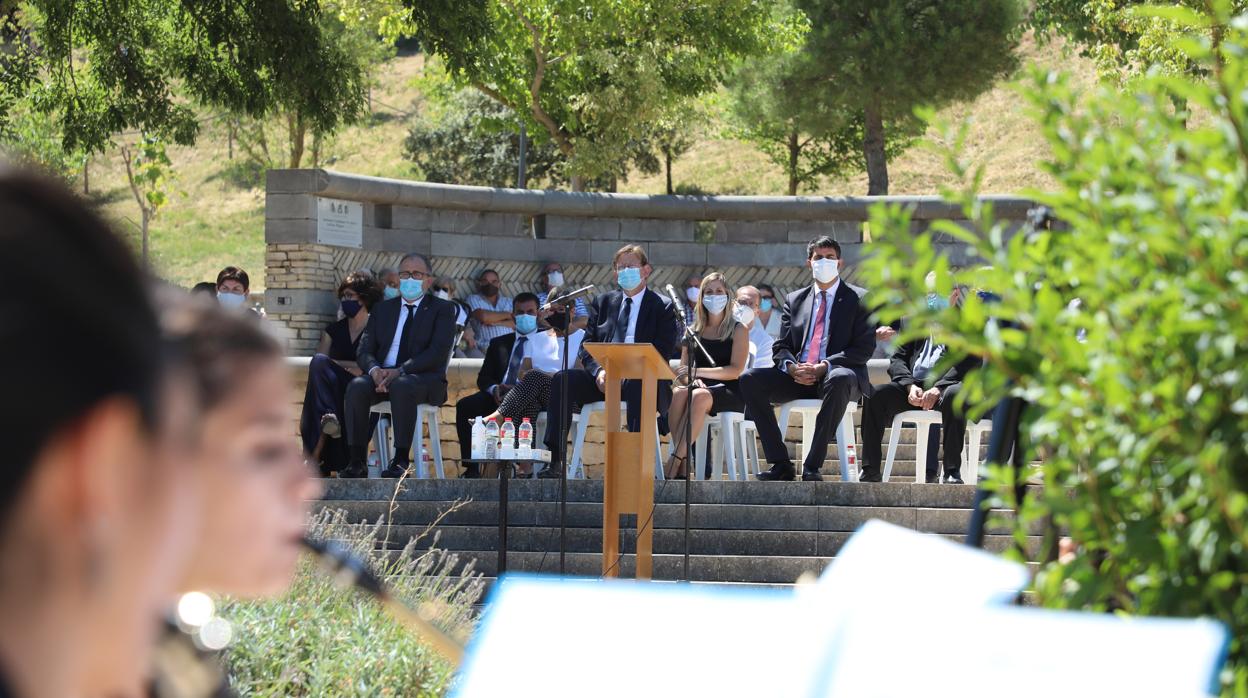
[579,287,681,378]
[476,333,518,393]
[773,282,876,395]
[357,295,457,380]
[888,322,981,391]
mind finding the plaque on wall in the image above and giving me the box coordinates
[316,197,363,248]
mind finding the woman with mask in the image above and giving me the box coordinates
[756,283,783,339]
[0,169,200,698]
[300,271,383,476]
[663,272,750,479]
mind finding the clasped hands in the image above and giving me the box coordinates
[370,367,400,393]
[787,362,827,386]
[673,365,706,389]
[908,384,941,410]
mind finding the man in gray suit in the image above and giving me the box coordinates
[341,252,457,478]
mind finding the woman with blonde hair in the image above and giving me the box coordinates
[664,272,750,479]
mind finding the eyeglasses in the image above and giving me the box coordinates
[398,271,429,280]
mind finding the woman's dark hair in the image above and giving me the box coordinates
[216,266,250,292]
[0,167,161,526]
[337,270,383,311]
[156,292,284,413]
[191,281,218,296]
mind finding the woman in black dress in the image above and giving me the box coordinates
[300,271,383,475]
[664,272,750,479]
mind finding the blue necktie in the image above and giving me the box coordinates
[613,296,633,342]
[503,336,527,385]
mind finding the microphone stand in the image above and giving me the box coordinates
[673,302,715,583]
[551,291,575,575]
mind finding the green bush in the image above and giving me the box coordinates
[858,4,1248,695]
[219,508,484,697]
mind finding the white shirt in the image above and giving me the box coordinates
[489,331,536,394]
[748,321,774,369]
[911,337,946,382]
[619,289,645,343]
[382,296,425,368]
[530,328,585,373]
[762,311,783,339]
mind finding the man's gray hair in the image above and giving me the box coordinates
[398,252,433,271]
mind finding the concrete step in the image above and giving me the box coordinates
[378,524,1040,557]
[320,478,1018,508]
[319,499,1028,534]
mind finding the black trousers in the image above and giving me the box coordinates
[738,365,861,474]
[344,372,448,463]
[455,390,498,462]
[542,368,646,468]
[299,354,353,473]
[860,381,967,479]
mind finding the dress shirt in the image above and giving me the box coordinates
[748,321,774,369]
[782,280,840,372]
[468,293,514,350]
[382,295,425,369]
[619,289,645,343]
[911,337,946,382]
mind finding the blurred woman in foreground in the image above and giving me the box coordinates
[0,168,200,698]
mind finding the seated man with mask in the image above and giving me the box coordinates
[455,293,542,478]
[539,244,681,478]
[734,285,774,369]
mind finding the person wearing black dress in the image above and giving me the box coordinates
[664,272,750,479]
[300,271,383,475]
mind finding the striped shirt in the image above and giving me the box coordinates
[467,293,514,351]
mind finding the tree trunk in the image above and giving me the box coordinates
[228,120,234,160]
[863,102,889,196]
[570,174,586,192]
[141,208,150,267]
[82,156,89,195]
[311,130,321,169]
[787,130,800,196]
[288,112,306,169]
[665,146,673,195]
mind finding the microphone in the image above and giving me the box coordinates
[541,284,595,311]
[665,284,688,324]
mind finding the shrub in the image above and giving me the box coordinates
[219,508,484,697]
[858,5,1248,695]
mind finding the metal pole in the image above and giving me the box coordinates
[965,397,1025,549]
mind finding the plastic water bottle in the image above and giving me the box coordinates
[845,442,858,481]
[500,418,516,459]
[471,416,486,459]
[485,417,499,459]
[517,418,533,459]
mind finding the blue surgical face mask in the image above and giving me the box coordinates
[384,286,400,301]
[927,293,950,311]
[515,313,538,335]
[399,278,423,301]
[218,291,246,308]
[616,266,642,291]
[702,294,729,315]
[759,298,773,313]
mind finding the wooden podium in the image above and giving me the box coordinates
[584,343,675,579]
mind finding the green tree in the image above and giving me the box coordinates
[793,0,1022,195]
[4,0,366,156]
[727,50,918,195]
[858,4,1248,693]
[119,136,173,266]
[416,0,801,190]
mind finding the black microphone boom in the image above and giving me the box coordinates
[541,284,595,311]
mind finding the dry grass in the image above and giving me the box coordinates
[83,36,1094,291]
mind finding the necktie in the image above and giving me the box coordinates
[395,303,418,365]
[614,296,633,342]
[804,291,827,364]
[502,336,527,385]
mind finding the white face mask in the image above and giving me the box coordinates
[547,271,564,288]
[686,287,700,304]
[734,305,756,327]
[701,294,729,315]
[434,290,451,301]
[812,258,840,284]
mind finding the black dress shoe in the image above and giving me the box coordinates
[925,475,940,484]
[943,473,965,484]
[338,462,367,479]
[537,465,565,479]
[801,470,823,482]
[381,460,411,478]
[857,470,883,483]
[756,464,796,481]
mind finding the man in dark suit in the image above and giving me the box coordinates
[454,292,540,478]
[539,244,681,478]
[739,236,876,481]
[860,288,982,483]
[341,252,457,478]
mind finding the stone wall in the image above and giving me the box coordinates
[265,169,1034,354]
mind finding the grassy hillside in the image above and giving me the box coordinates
[86,34,1094,291]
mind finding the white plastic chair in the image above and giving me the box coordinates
[692,412,748,481]
[965,419,991,484]
[369,401,446,478]
[776,400,859,482]
[882,410,942,483]
[736,418,763,475]
[567,401,663,480]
